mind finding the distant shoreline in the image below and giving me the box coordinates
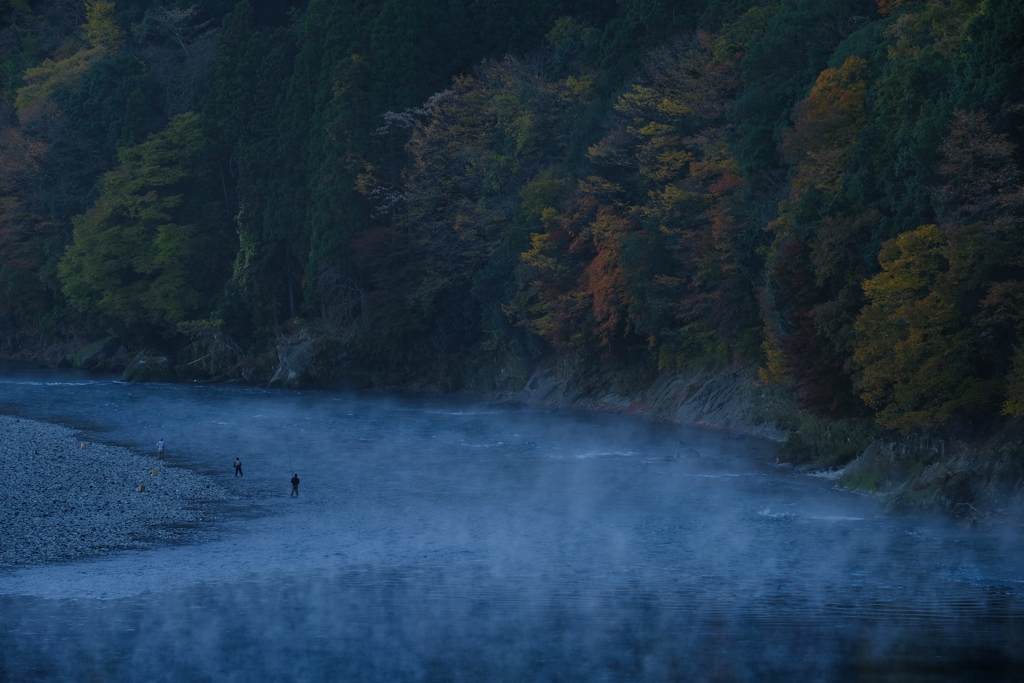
[0,415,228,570]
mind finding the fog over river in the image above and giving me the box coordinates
[0,362,1022,682]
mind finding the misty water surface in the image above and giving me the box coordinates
[0,362,1022,682]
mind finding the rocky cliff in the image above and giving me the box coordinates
[510,361,784,442]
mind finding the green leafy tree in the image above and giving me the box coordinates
[83,1,125,51]
[14,46,107,115]
[59,113,233,335]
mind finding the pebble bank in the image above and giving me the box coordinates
[0,415,228,569]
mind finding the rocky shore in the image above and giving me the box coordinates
[0,415,228,569]
[510,360,785,442]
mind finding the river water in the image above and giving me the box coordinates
[0,362,1021,682]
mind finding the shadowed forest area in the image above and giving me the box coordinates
[2,0,1024,485]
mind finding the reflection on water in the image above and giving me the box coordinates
[0,362,1022,682]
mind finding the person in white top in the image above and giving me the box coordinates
[156,439,165,459]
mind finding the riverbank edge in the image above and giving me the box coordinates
[489,360,1024,527]
[7,349,1023,526]
[0,415,230,570]
[499,359,786,443]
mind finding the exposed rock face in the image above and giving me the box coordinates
[73,337,120,370]
[106,345,132,372]
[840,432,1024,525]
[269,340,315,388]
[514,362,784,441]
[122,354,174,382]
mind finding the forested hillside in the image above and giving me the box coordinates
[2,0,1023,451]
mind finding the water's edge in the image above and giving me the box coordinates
[505,360,784,442]
[504,361,1024,524]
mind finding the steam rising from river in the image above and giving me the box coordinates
[0,363,1022,681]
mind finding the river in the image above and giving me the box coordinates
[0,362,1021,682]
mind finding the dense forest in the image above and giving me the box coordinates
[1,0,1023,448]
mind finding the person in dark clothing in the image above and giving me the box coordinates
[234,458,243,476]
[290,474,300,497]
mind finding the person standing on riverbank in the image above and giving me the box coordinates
[156,438,164,459]
[234,458,243,476]
[291,474,300,497]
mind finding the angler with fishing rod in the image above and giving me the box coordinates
[286,443,299,497]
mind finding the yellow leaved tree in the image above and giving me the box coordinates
[14,2,124,115]
[854,224,995,431]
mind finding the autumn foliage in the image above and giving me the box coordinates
[1,0,1023,435]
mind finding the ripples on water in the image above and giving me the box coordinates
[0,362,1022,682]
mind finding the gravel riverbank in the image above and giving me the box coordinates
[0,415,229,569]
